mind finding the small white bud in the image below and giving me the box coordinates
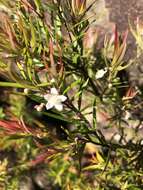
[50,78,56,83]
[108,83,112,88]
[35,103,45,112]
[24,88,29,94]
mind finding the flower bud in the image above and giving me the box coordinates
[35,103,45,112]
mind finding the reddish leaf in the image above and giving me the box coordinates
[21,0,35,12]
[114,25,119,53]
[0,120,35,135]
[123,87,138,101]
[29,149,57,166]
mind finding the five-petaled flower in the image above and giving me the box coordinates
[43,88,67,111]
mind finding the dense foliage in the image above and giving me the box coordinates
[0,0,143,189]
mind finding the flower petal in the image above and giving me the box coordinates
[55,103,63,111]
[50,88,58,95]
[95,68,107,79]
[45,102,54,110]
[43,94,52,101]
[58,95,67,102]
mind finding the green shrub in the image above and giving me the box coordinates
[0,0,143,189]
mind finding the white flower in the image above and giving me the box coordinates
[44,88,67,111]
[95,68,107,79]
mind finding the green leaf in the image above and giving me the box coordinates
[30,16,36,51]
[43,111,72,123]
[92,98,96,129]
[63,79,81,94]
[34,0,42,11]
[0,81,36,89]
[29,94,44,103]
[0,108,5,119]
[17,62,27,80]
[18,15,29,47]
